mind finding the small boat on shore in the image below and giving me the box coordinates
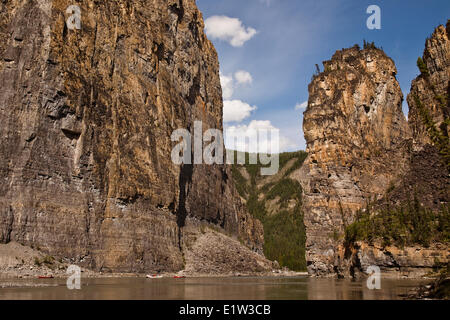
[38,276,54,279]
[173,276,186,279]
[146,274,163,279]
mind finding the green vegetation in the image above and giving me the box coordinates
[264,205,306,271]
[417,57,429,77]
[345,196,450,248]
[435,94,448,109]
[42,255,55,266]
[34,257,42,267]
[231,164,248,198]
[413,95,450,168]
[284,152,308,177]
[267,179,299,204]
[363,39,377,50]
[315,64,321,75]
[279,151,307,170]
[230,150,308,271]
[34,255,55,267]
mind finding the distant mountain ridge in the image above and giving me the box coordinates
[231,151,308,271]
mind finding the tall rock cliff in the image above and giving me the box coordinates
[386,21,450,211]
[299,22,450,277]
[0,0,266,273]
[297,46,411,276]
[351,23,450,277]
[407,21,449,160]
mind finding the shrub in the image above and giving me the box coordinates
[417,57,429,76]
[43,256,54,265]
[34,257,42,267]
[435,94,448,109]
[363,40,377,50]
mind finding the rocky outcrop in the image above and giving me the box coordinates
[299,22,450,278]
[407,22,449,149]
[297,46,411,276]
[0,0,264,273]
[351,241,448,279]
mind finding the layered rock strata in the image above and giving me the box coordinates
[0,0,264,273]
[299,22,450,277]
[407,22,449,149]
[298,46,411,276]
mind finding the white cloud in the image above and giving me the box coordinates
[223,100,257,123]
[234,70,253,85]
[225,120,296,153]
[220,73,234,100]
[295,101,308,111]
[205,16,257,47]
[220,70,253,100]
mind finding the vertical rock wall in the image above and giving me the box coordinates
[0,0,263,273]
[300,22,450,277]
[298,46,410,275]
[407,22,449,151]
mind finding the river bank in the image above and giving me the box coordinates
[0,241,309,282]
[1,240,444,300]
[0,241,442,287]
[0,276,428,300]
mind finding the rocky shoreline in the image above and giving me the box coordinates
[0,240,307,283]
[3,241,446,299]
[0,241,442,282]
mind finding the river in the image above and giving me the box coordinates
[0,276,425,300]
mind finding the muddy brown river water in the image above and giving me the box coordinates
[0,276,425,300]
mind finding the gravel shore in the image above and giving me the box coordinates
[0,241,307,286]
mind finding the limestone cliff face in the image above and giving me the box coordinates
[407,21,450,148]
[399,22,450,211]
[298,46,411,276]
[300,22,450,278]
[351,241,448,279]
[0,0,265,273]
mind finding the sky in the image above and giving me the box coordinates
[196,0,449,152]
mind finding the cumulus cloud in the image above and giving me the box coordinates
[220,73,234,99]
[220,70,253,100]
[225,120,296,153]
[205,16,257,47]
[234,70,253,85]
[223,100,257,123]
[295,101,308,111]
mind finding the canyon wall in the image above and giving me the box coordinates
[0,0,265,273]
[408,22,449,149]
[297,45,411,275]
[298,21,449,277]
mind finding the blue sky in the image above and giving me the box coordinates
[197,0,450,151]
